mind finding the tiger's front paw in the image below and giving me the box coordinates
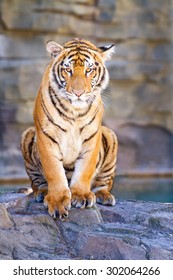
[44,189,71,220]
[71,189,96,209]
[95,189,116,206]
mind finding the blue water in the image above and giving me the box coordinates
[0,177,173,203]
[113,177,173,203]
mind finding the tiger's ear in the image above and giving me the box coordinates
[46,41,63,57]
[98,44,115,61]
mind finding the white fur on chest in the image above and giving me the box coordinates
[60,126,82,165]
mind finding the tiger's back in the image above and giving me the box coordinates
[21,38,118,220]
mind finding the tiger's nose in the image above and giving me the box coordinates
[72,89,85,97]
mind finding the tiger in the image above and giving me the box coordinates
[21,38,118,220]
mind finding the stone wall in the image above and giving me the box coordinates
[0,0,172,179]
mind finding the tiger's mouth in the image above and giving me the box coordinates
[68,95,89,107]
[66,91,90,101]
[71,99,86,107]
[66,91,94,108]
[58,88,93,108]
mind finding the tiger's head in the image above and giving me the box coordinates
[46,38,115,107]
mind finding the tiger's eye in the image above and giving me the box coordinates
[65,67,71,73]
[86,68,93,73]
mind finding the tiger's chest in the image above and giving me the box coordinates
[60,126,82,165]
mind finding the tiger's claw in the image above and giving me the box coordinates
[44,189,71,220]
[71,191,96,209]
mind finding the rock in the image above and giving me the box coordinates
[0,60,47,101]
[0,204,13,229]
[96,0,116,22]
[66,206,103,226]
[115,124,172,172]
[0,192,173,260]
[69,17,96,37]
[0,34,45,58]
[0,214,70,260]
[15,101,34,124]
[0,148,27,179]
[98,0,116,9]
[107,59,168,82]
[71,230,146,260]
[105,120,172,173]
[0,194,71,260]
[17,187,32,194]
[116,0,170,13]
[95,22,126,39]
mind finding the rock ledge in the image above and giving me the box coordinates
[0,192,173,260]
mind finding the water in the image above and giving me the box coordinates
[113,177,173,203]
[0,183,30,194]
[0,177,173,203]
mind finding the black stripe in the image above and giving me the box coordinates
[64,40,96,48]
[67,50,91,62]
[64,43,94,50]
[102,165,115,174]
[96,151,102,169]
[32,178,45,186]
[30,171,43,177]
[77,148,94,160]
[78,95,96,118]
[64,43,78,48]
[52,62,63,89]
[41,92,67,132]
[37,117,61,148]
[102,134,110,166]
[26,166,38,173]
[80,41,98,51]
[83,129,98,143]
[96,171,115,179]
[80,107,98,132]
[92,71,97,79]
[35,152,44,172]
[112,134,116,153]
[96,66,102,85]
[78,51,91,60]
[49,85,75,122]
[51,86,72,114]
[78,105,91,118]
[49,87,68,118]
[97,67,105,87]
[38,182,47,188]
[102,134,108,150]
[58,65,66,83]
[24,130,34,157]
[67,52,78,60]
[64,44,97,53]
[64,167,74,172]
[102,159,115,171]
[79,45,98,52]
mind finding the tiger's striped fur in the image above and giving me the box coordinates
[21,38,118,220]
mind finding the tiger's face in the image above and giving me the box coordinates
[47,38,115,107]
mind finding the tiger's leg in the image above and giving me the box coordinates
[70,131,101,209]
[92,126,118,206]
[21,127,48,202]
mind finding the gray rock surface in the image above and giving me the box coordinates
[0,191,173,260]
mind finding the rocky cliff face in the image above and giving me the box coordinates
[0,0,172,179]
[0,191,173,260]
